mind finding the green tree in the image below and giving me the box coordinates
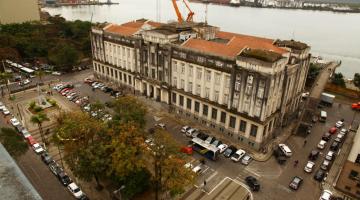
[354,73,360,90]
[0,71,13,97]
[30,112,50,145]
[332,72,346,87]
[112,96,147,129]
[55,112,110,189]
[0,128,28,158]
[150,129,195,199]
[48,44,79,72]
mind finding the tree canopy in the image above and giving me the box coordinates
[0,128,28,158]
[354,73,360,90]
[332,72,346,87]
[0,17,91,70]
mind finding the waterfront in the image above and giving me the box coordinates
[43,0,360,78]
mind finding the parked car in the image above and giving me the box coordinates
[304,161,315,173]
[317,140,327,149]
[186,128,198,137]
[224,146,237,158]
[196,132,208,140]
[245,176,260,191]
[308,150,320,161]
[32,143,44,154]
[57,171,72,186]
[192,165,202,174]
[329,127,337,134]
[314,169,327,182]
[10,117,21,126]
[26,136,36,145]
[241,155,252,165]
[49,161,63,176]
[67,182,84,199]
[41,152,53,165]
[320,160,332,171]
[320,190,332,200]
[325,151,335,161]
[322,132,331,141]
[335,120,344,128]
[52,71,62,76]
[231,149,246,162]
[289,176,303,190]
[352,102,360,110]
[181,126,191,133]
[330,141,340,151]
[335,133,345,143]
[21,128,31,138]
[2,108,10,115]
[217,144,228,154]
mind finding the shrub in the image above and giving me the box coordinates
[29,101,36,110]
[34,106,43,113]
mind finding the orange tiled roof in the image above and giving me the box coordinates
[104,20,163,36]
[182,31,288,58]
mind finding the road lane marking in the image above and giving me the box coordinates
[244,168,261,177]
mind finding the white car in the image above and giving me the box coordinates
[340,128,348,134]
[192,165,202,174]
[335,120,344,128]
[241,155,252,165]
[181,126,191,133]
[217,144,228,154]
[325,151,335,161]
[21,129,31,138]
[2,108,10,115]
[301,92,310,98]
[186,128,197,137]
[304,161,315,173]
[22,79,31,85]
[319,190,332,200]
[67,182,84,199]
[231,149,246,162]
[10,117,20,126]
[317,140,327,149]
[32,143,44,154]
[52,71,62,76]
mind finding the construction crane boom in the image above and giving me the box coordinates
[171,0,195,23]
[182,0,194,22]
[171,0,184,23]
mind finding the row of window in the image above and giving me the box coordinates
[172,92,259,137]
[94,63,133,85]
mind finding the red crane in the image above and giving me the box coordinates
[171,0,195,23]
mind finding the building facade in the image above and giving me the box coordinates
[0,0,40,24]
[91,19,310,150]
[336,127,360,199]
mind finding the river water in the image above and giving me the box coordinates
[43,0,360,78]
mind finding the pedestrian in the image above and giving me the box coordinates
[303,140,307,146]
[294,160,299,167]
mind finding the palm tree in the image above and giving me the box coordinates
[30,112,50,145]
[0,72,13,97]
[35,70,45,84]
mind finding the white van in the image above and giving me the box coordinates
[319,111,327,122]
[278,144,292,157]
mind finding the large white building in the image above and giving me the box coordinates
[91,19,311,150]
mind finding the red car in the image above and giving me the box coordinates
[180,146,193,155]
[26,136,36,145]
[352,102,360,110]
[329,127,337,134]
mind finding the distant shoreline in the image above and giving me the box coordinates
[190,0,360,13]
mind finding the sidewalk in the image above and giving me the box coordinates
[321,127,356,199]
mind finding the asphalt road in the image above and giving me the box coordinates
[0,115,74,200]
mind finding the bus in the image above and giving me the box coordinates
[191,137,219,161]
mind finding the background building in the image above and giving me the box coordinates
[91,19,310,150]
[336,127,360,199]
[0,0,40,24]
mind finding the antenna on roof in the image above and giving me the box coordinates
[205,2,209,24]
